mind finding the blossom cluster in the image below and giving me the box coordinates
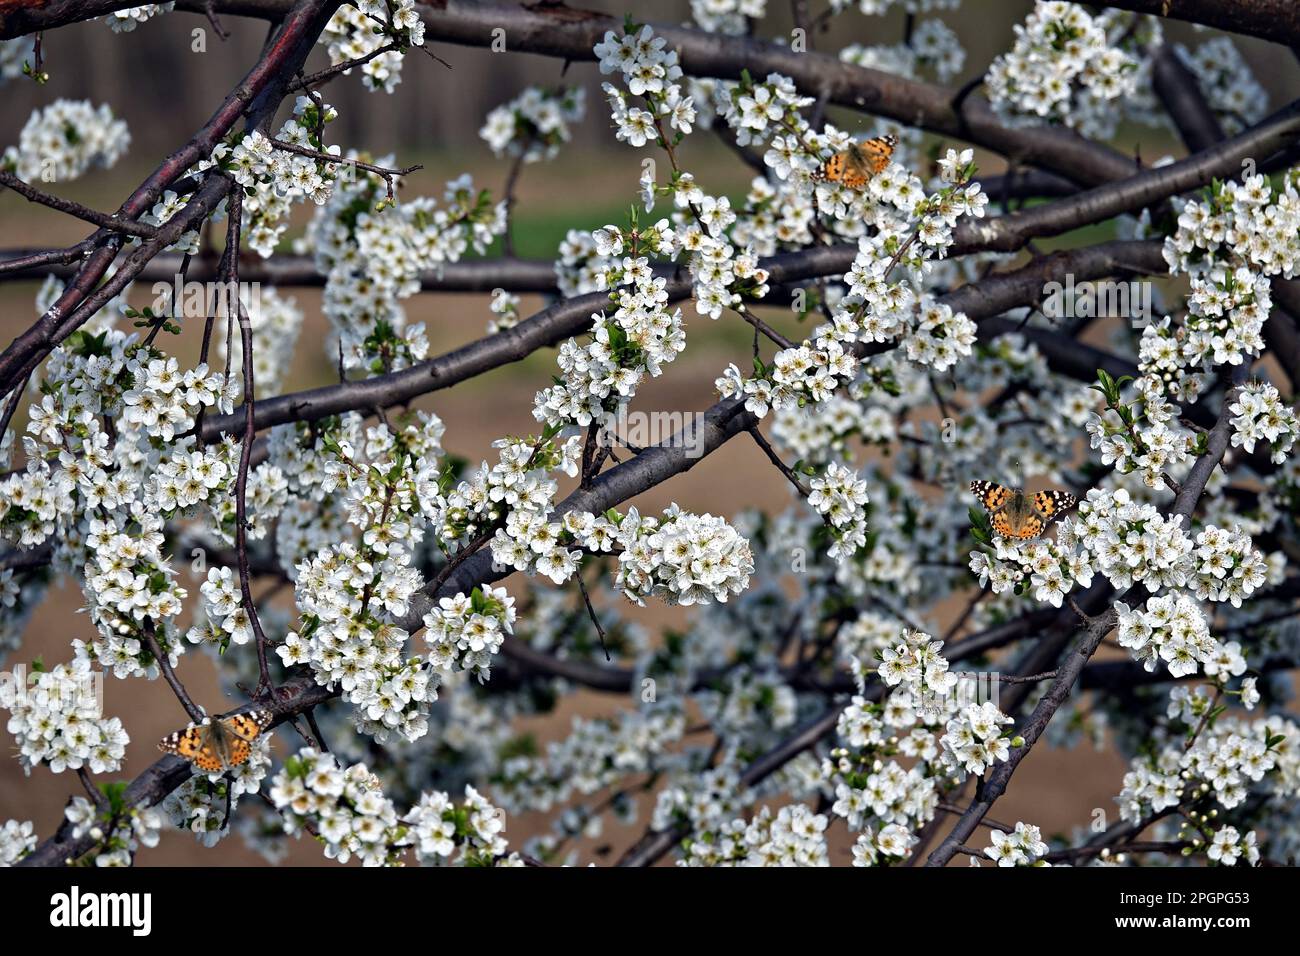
[986,2,1138,137]
[569,504,755,607]
[595,26,696,146]
[596,27,803,328]
[984,822,1050,867]
[79,511,191,673]
[850,823,918,866]
[827,744,937,836]
[818,627,1022,864]
[683,804,829,866]
[0,287,298,704]
[968,532,1087,608]
[555,228,619,298]
[1057,491,1176,592]
[1115,592,1219,679]
[62,795,163,866]
[1229,381,1298,465]
[0,659,126,775]
[805,462,870,559]
[217,97,343,257]
[281,543,436,742]
[876,628,960,703]
[1117,712,1298,838]
[402,785,519,866]
[271,747,520,866]
[123,352,229,440]
[321,0,425,94]
[0,819,35,865]
[719,72,813,150]
[1175,38,1269,136]
[302,169,504,372]
[1161,171,1300,373]
[2,99,130,182]
[270,748,405,866]
[716,150,984,423]
[941,701,1015,777]
[840,19,965,83]
[430,431,579,581]
[1072,489,1266,602]
[102,4,173,32]
[421,585,517,681]
[480,87,586,163]
[272,414,447,741]
[533,256,686,429]
[1086,373,1194,487]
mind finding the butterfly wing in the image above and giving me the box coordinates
[972,481,1044,540]
[158,725,226,773]
[820,136,894,189]
[837,145,871,189]
[970,480,1012,513]
[1031,490,1077,528]
[223,737,253,769]
[859,135,896,176]
[820,148,853,185]
[1003,505,1044,540]
[224,710,273,742]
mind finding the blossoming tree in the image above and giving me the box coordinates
[0,0,1298,870]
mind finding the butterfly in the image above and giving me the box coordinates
[158,710,273,774]
[970,481,1077,541]
[818,134,898,189]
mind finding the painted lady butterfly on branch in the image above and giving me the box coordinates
[817,134,897,189]
[970,480,1077,541]
[158,710,273,774]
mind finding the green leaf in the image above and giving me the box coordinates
[98,781,128,815]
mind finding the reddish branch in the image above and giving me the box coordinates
[0,0,345,397]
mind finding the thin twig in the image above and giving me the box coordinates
[747,425,811,497]
[269,139,421,201]
[576,571,612,662]
[141,618,204,724]
[0,171,159,239]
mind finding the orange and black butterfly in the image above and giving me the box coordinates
[817,134,897,189]
[158,711,273,773]
[970,481,1077,541]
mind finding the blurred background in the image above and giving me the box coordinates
[1,2,1297,865]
